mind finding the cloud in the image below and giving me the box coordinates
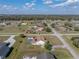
[23,2,36,10]
[25,3,35,8]
[0,4,17,10]
[43,0,53,4]
[50,0,79,7]
[43,0,53,5]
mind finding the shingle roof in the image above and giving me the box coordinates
[0,43,10,59]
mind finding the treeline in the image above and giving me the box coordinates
[0,15,79,21]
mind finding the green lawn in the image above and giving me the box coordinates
[54,48,73,59]
[0,36,9,42]
[43,35,63,45]
[0,21,53,34]
[6,36,24,59]
[6,36,45,59]
[6,35,63,59]
[63,35,79,55]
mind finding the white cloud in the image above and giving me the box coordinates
[43,0,53,4]
[43,0,53,5]
[0,4,18,10]
[24,2,35,9]
[50,0,79,7]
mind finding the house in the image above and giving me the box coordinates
[23,52,56,59]
[33,26,44,32]
[0,43,10,59]
[27,36,45,47]
[32,40,45,47]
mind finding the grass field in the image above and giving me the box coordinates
[63,35,79,55]
[54,48,73,59]
[6,35,63,59]
[0,21,52,34]
[6,36,46,59]
[0,36,9,42]
[42,35,63,45]
[6,36,24,59]
[26,35,63,45]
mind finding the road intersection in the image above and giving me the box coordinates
[0,21,79,59]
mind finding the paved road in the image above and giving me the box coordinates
[1,33,79,36]
[47,22,79,59]
[53,29,79,59]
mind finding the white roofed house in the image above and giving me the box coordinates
[27,36,45,47]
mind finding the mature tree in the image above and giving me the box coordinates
[74,27,79,31]
[20,34,26,38]
[43,22,47,26]
[44,41,52,51]
[45,27,51,32]
[71,37,79,48]
[73,39,79,48]
[51,23,55,28]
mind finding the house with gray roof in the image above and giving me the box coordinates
[0,43,10,59]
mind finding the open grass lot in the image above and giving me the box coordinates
[54,48,73,59]
[0,22,29,34]
[42,35,63,45]
[0,36,9,42]
[26,35,63,45]
[58,31,79,34]
[17,43,46,59]
[0,26,23,33]
[6,36,24,59]
[6,35,62,59]
[0,20,52,34]
[6,36,46,59]
[63,35,79,55]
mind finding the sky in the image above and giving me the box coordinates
[0,0,79,15]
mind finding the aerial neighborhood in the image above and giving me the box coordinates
[0,15,79,59]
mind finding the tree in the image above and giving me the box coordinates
[51,23,55,28]
[44,41,52,51]
[71,37,79,48]
[43,22,47,26]
[45,27,51,32]
[73,39,79,48]
[74,27,79,31]
[20,34,26,38]
[64,22,73,27]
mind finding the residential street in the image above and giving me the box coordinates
[47,22,79,59]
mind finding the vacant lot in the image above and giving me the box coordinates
[0,20,52,34]
[6,35,63,59]
[0,36,9,42]
[6,36,45,59]
[63,35,79,55]
[26,35,63,45]
[54,48,73,59]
